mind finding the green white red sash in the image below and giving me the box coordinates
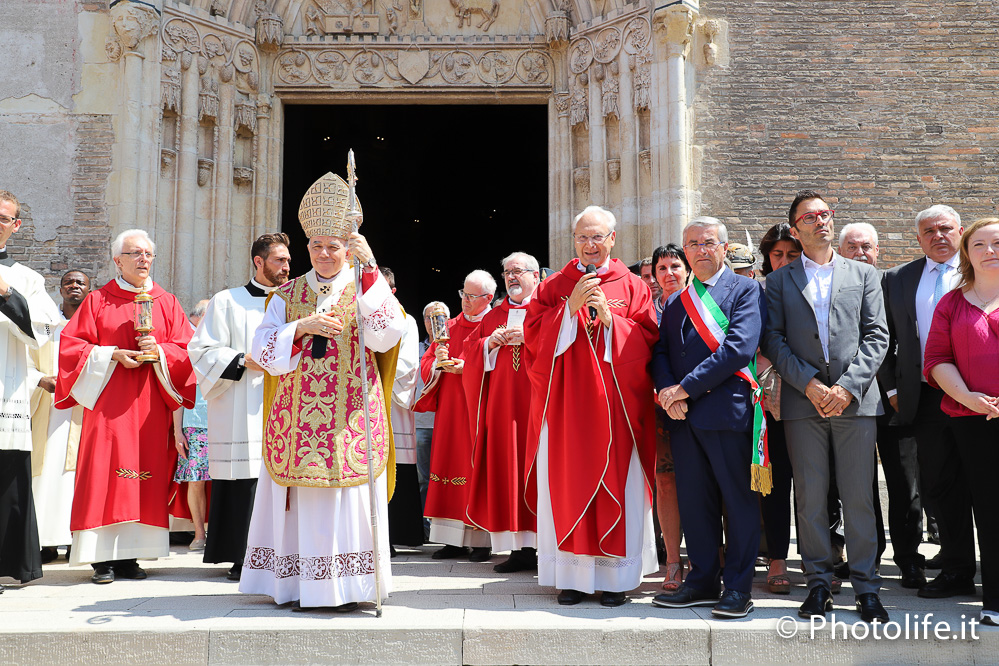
[679,277,772,495]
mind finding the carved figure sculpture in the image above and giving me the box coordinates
[305,5,325,35]
[570,83,588,129]
[449,0,500,31]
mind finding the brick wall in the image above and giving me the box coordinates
[694,0,999,269]
[12,115,113,292]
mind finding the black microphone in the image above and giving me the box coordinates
[585,263,598,320]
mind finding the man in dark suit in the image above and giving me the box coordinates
[650,217,766,619]
[878,204,975,600]
[762,190,889,623]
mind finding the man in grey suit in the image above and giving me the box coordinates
[762,190,889,623]
[878,205,975,600]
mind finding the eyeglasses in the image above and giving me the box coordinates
[122,251,155,260]
[685,240,722,251]
[846,243,875,253]
[793,209,835,226]
[574,234,610,245]
[458,290,491,301]
[0,214,18,224]
[501,268,534,278]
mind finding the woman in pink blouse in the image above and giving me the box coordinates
[924,217,999,628]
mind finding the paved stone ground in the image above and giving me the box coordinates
[2,473,996,665]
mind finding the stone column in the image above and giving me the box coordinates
[173,57,200,301]
[652,1,696,246]
[211,82,235,294]
[106,1,162,242]
[547,8,572,268]
[253,94,272,240]
[618,51,640,256]
[587,64,606,208]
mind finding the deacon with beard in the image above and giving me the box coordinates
[187,233,291,580]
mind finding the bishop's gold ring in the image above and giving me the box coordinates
[322,326,329,334]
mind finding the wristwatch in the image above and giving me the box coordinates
[364,257,378,271]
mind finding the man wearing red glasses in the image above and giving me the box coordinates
[761,190,889,623]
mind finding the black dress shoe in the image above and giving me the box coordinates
[468,547,492,562]
[493,548,538,573]
[798,586,833,619]
[900,564,926,589]
[431,545,468,560]
[599,591,627,607]
[855,593,889,623]
[712,590,754,618]
[227,564,242,581]
[924,553,943,570]
[651,584,719,608]
[333,602,359,613]
[557,589,584,605]
[917,571,976,598]
[114,561,148,580]
[40,547,59,564]
[91,564,114,584]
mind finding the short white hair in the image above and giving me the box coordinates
[501,251,540,273]
[464,269,497,296]
[423,301,450,318]
[839,222,879,246]
[111,228,155,257]
[682,217,728,244]
[572,205,617,234]
[914,204,960,231]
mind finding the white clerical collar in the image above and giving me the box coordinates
[801,252,836,271]
[576,258,611,275]
[250,277,277,294]
[115,275,153,293]
[508,292,533,307]
[700,264,727,287]
[464,305,491,323]
[306,267,351,295]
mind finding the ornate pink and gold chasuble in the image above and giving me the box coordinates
[264,278,389,488]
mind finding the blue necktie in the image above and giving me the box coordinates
[933,264,952,308]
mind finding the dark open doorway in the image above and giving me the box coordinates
[281,104,549,324]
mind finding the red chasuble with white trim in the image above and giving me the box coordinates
[462,299,537,535]
[415,314,480,525]
[524,259,657,558]
[55,281,196,532]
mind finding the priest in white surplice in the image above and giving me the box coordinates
[27,270,91,561]
[240,172,405,612]
[0,189,61,591]
[188,233,291,581]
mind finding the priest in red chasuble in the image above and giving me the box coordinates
[462,252,540,573]
[524,206,659,607]
[240,172,405,612]
[55,229,196,584]
[415,270,495,561]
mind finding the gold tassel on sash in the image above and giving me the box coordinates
[751,463,773,496]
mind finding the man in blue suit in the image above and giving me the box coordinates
[650,217,767,618]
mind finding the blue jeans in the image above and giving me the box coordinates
[416,428,433,532]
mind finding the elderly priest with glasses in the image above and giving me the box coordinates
[524,205,659,607]
[240,172,405,612]
[55,229,196,584]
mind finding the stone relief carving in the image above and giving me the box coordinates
[449,0,501,32]
[568,38,593,75]
[702,19,720,66]
[554,92,570,118]
[592,27,621,64]
[622,16,651,54]
[233,166,254,185]
[235,98,258,134]
[385,2,401,35]
[273,47,552,87]
[629,50,651,111]
[601,63,619,120]
[161,68,182,113]
[198,157,215,187]
[106,1,158,61]
[199,75,220,122]
[653,4,694,57]
[210,0,227,17]
[570,74,588,128]
[607,158,620,182]
[308,0,381,35]
[255,0,284,52]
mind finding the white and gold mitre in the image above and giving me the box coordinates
[298,172,363,239]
